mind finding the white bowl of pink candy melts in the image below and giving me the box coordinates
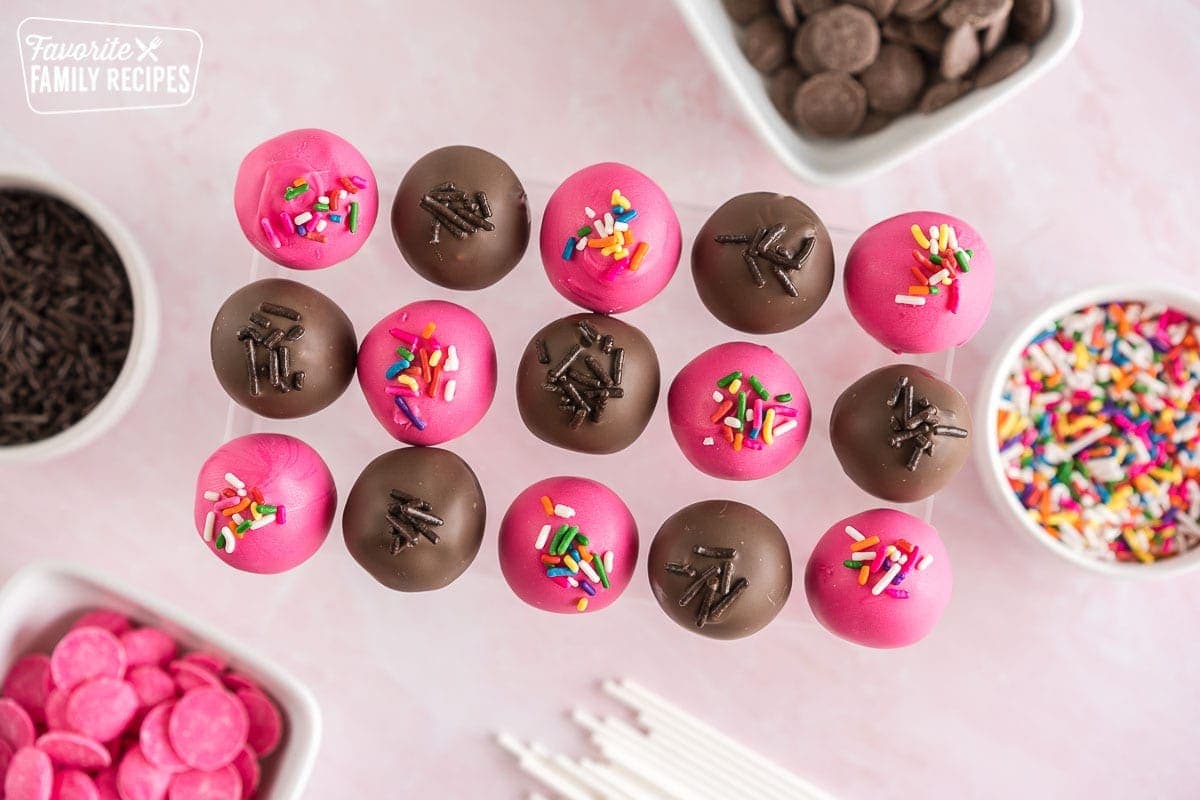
[0,562,320,798]
[978,284,1200,578]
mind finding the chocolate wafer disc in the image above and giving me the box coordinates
[975,42,1032,87]
[895,0,947,21]
[939,0,1014,31]
[862,44,927,114]
[847,0,900,20]
[796,0,835,13]
[917,78,972,112]
[1011,0,1052,43]
[940,24,982,80]
[795,5,881,74]
[740,15,790,73]
[767,66,804,120]
[793,71,869,137]
[982,13,1010,55]
[723,0,772,25]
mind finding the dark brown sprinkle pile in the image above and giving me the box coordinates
[728,0,1052,139]
[0,189,134,446]
[419,182,494,244]
[385,488,444,555]
[666,545,749,628]
[886,375,968,471]
[536,321,625,430]
[714,222,817,297]
[235,302,306,397]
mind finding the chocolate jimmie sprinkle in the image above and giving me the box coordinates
[714,222,817,297]
[0,189,134,446]
[239,301,304,396]
[667,544,749,627]
[886,376,969,471]
[420,181,494,244]
[385,489,444,555]
[539,324,625,428]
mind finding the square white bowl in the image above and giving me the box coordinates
[0,562,321,797]
[672,0,1084,186]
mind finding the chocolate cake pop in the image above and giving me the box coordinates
[830,364,971,503]
[342,447,485,592]
[391,145,530,290]
[210,279,357,419]
[648,500,792,640]
[692,192,835,334]
[516,314,660,455]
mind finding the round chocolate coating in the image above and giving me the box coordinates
[391,145,530,291]
[342,447,485,592]
[210,278,356,419]
[516,314,660,455]
[692,193,835,334]
[830,364,972,503]
[648,500,792,640]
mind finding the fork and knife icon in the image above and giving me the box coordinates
[134,36,162,62]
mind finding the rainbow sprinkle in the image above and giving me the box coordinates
[535,496,614,612]
[894,222,972,312]
[259,174,367,248]
[560,188,649,281]
[702,370,800,453]
[841,525,931,597]
[200,472,285,555]
[996,301,1200,564]
[385,320,461,431]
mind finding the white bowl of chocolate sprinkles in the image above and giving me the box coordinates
[0,167,159,462]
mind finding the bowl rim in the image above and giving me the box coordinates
[976,283,1200,579]
[670,0,1085,186]
[0,560,323,797]
[0,169,160,463]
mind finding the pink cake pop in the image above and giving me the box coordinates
[539,162,682,314]
[844,211,994,353]
[498,477,638,614]
[357,300,497,446]
[805,508,952,648]
[233,128,378,270]
[192,433,336,574]
[667,342,812,481]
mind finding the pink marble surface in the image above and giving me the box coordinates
[2,1,1199,798]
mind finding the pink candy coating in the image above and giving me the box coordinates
[192,433,336,574]
[539,162,682,313]
[667,342,812,481]
[498,477,639,614]
[805,508,953,649]
[233,128,378,270]
[356,300,497,446]
[844,211,994,354]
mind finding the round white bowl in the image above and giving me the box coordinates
[0,168,159,463]
[977,283,1200,578]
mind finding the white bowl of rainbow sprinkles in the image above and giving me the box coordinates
[980,284,1200,577]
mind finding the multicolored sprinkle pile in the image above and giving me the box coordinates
[894,221,973,313]
[996,301,1200,563]
[841,524,933,599]
[701,370,801,453]
[560,189,650,281]
[1,609,282,800]
[200,472,285,555]
[385,321,461,432]
[259,173,365,248]
[533,494,615,613]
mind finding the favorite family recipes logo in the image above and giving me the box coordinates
[17,17,202,114]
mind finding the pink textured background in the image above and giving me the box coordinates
[2,2,1198,798]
